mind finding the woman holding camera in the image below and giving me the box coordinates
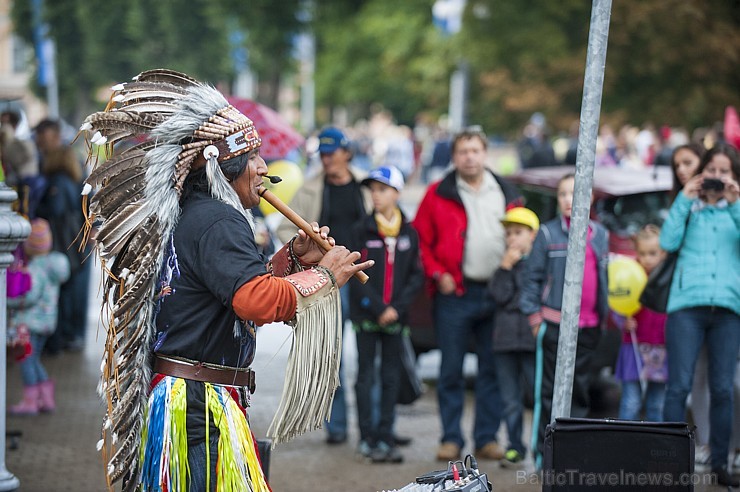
[661,143,740,487]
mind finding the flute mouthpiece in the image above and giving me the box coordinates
[264,175,282,184]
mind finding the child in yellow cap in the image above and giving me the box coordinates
[487,206,539,467]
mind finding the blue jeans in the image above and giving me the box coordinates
[663,307,740,469]
[20,334,49,386]
[187,434,219,492]
[619,381,665,422]
[325,285,349,437]
[497,351,535,454]
[434,283,501,449]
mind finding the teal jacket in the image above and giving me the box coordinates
[660,192,740,315]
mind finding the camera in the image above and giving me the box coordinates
[701,178,725,192]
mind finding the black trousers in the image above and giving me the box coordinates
[535,323,601,458]
[354,329,403,444]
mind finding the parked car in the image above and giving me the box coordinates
[408,165,673,356]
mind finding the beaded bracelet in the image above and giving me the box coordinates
[313,265,337,287]
[288,235,316,271]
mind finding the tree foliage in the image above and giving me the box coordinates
[313,0,453,125]
[11,0,740,133]
[460,0,740,135]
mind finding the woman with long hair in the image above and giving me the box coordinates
[661,143,740,487]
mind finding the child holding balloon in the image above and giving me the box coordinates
[612,225,668,421]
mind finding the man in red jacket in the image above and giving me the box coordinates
[414,128,522,462]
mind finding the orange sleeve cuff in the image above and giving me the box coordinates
[232,274,298,325]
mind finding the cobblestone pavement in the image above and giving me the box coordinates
[3,265,730,491]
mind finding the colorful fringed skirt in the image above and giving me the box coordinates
[139,375,269,492]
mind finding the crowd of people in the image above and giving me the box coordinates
[2,100,739,488]
[275,124,739,487]
[2,112,93,419]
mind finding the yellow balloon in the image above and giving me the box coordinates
[607,256,647,316]
[258,160,304,216]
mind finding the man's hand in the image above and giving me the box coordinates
[318,246,374,288]
[378,306,399,327]
[292,222,334,265]
[625,317,637,332]
[437,272,456,295]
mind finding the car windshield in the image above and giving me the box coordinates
[595,192,670,237]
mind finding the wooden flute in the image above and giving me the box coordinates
[257,184,369,284]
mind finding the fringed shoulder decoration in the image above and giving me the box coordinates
[81,69,260,491]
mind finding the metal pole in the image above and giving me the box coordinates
[448,60,468,132]
[299,32,316,134]
[551,0,612,422]
[0,184,31,492]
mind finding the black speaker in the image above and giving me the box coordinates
[543,418,695,491]
[256,438,272,482]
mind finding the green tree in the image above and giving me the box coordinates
[225,0,304,109]
[12,0,235,123]
[313,0,453,125]
[460,0,740,135]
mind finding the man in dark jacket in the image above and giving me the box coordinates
[414,128,523,462]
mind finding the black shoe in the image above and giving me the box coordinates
[393,434,412,447]
[713,467,740,487]
[325,433,347,445]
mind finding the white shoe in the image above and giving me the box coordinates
[732,450,740,472]
[695,445,710,471]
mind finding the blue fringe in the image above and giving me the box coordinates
[141,379,168,491]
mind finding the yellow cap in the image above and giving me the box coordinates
[501,207,540,232]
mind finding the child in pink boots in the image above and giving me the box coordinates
[8,218,70,415]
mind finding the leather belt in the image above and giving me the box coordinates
[153,354,256,393]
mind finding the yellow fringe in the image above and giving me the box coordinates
[204,383,269,492]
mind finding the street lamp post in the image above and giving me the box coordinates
[0,184,31,492]
[433,0,468,131]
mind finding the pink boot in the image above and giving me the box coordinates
[9,385,40,416]
[38,379,56,413]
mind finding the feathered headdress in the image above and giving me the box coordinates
[80,69,262,490]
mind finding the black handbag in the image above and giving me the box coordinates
[638,213,690,313]
[638,252,678,313]
[397,333,423,405]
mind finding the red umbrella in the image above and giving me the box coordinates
[227,97,305,160]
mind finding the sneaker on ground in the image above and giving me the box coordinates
[694,444,710,470]
[325,432,347,445]
[475,441,505,460]
[371,441,403,464]
[712,467,740,487]
[356,440,374,461]
[733,449,740,472]
[501,449,524,468]
[436,441,461,461]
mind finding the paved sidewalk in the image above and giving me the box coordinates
[3,262,729,491]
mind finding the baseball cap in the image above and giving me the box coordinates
[362,165,405,192]
[501,207,539,232]
[317,127,349,154]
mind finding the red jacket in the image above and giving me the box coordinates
[413,169,522,295]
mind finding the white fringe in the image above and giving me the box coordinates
[267,287,342,445]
